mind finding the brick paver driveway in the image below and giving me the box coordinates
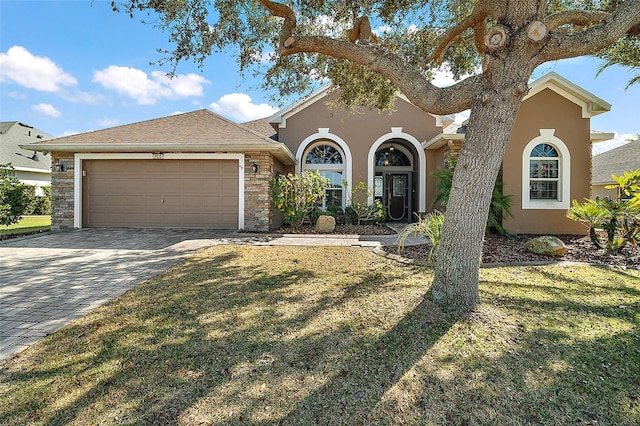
[0,228,243,362]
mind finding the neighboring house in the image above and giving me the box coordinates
[23,72,611,235]
[592,139,640,199]
[1,121,53,195]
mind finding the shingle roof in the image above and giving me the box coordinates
[27,110,276,146]
[242,117,278,141]
[22,109,296,164]
[592,140,640,184]
[0,121,53,171]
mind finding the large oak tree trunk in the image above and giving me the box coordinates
[430,82,525,311]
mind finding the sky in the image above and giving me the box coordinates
[1,0,639,154]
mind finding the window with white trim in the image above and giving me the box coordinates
[303,142,345,209]
[529,143,559,200]
[521,129,570,210]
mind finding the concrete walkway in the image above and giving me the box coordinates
[1,227,423,363]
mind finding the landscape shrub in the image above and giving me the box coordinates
[270,171,330,230]
[432,158,514,236]
[0,164,30,226]
[31,186,52,215]
[396,210,444,263]
[568,170,640,251]
[18,185,52,216]
[344,181,386,225]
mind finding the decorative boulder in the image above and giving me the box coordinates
[315,215,336,234]
[524,236,567,256]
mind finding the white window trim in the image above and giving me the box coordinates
[367,127,426,212]
[74,153,245,229]
[296,128,352,207]
[521,129,570,209]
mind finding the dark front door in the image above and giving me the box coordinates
[385,173,411,221]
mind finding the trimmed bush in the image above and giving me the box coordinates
[270,171,330,230]
[0,164,30,226]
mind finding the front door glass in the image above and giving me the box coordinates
[386,174,409,220]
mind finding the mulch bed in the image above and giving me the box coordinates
[386,232,640,269]
[271,224,639,269]
[269,224,397,235]
[0,229,49,241]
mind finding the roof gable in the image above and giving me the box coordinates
[22,110,297,165]
[269,85,454,129]
[524,72,611,118]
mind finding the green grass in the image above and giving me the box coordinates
[1,246,638,425]
[0,215,51,236]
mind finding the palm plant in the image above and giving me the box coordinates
[431,158,514,236]
[567,170,640,251]
[396,211,444,263]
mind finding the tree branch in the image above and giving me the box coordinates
[256,0,296,49]
[348,16,379,44]
[431,1,490,64]
[256,0,485,114]
[281,35,482,114]
[539,0,640,63]
[546,10,610,31]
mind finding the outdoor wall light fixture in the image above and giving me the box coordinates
[55,161,66,172]
[250,163,259,173]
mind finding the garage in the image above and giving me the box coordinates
[82,159,239,228]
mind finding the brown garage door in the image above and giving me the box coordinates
[83,159,239,228]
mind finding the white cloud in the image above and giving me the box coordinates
[62,130,80,137]
[150,71,208,97]
[31,103,61,118]
[593,132,636,155]
[97,117,120,127]
[210,93,278,122]
[0,46,76,92]
[93,66,210,105]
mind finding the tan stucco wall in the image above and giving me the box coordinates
[277,94,443,188]
[502,88,590,235]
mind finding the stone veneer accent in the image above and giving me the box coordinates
[244,151,275,231]
[50,152,75,231]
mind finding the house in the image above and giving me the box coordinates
[1,121,53,195]
[23,72,611,235]
[592,139,640,199]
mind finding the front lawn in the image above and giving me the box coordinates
[0,215,51,236]
[1,246,638,425]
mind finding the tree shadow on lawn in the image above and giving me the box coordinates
[0,246,449,425]
[2,252,639,425]
[461,267,640,424]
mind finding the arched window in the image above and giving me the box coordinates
[522,129,570,209]
[305,145,343,164]
[529,143,559,200]
[302,142,345,209]
[375,147,411,167]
